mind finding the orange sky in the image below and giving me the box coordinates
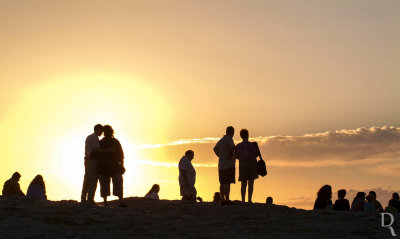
[0,0,399,209]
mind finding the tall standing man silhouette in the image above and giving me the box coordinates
[81,124,104,204]
[214,126,235,205]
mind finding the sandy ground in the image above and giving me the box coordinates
[0,196,397,239]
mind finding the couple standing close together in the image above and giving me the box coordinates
[214,126,262,204]
[81,124,127,207]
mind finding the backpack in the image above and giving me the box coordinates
[253,142,267,177]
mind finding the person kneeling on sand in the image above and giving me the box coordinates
[333,189,350,211]
[313,185,333,210]
[2,172,25,196]
[27,175,47,200]
[178,150,197,202]
[145,184,160,200]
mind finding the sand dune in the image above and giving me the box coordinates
[0,196,396,239]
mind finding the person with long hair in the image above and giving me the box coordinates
[145,184,160,200]
[313,185,333,210]
[97,125,126,207]
[351,192,366,211]
[27,175,47,200]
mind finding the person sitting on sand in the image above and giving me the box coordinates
[97,125,127,207]
[145,184,160,200]
[368,191,383,212]
[313,185,333,210]
[266,197,273,204]
[235,129,259,203]
[213,126,236,205]
[363,194,376,212]
[2,172,25,196]
[385,199,399,214]
[391,193,400,211]
[213,192,221,203]
[351,192,366,211]
[178,150,197,202]
[333,189,350,211]
[26,175,47,200]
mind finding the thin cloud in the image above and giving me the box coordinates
[136,126,400,168]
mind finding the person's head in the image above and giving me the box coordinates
[147,184,160,195]
[103,125,114,138]
[365,194,374,202]
[393,193,399,201]
[355,192,366,200]
[369,191,377,199]
[11,172,21,181]
[213,192,221,202]
[30,175,45,189]
[185,150,194,161]
[389,199,397,208]
[317,185,332,199]
[240,129,249,141]
[337,189,347,199]
[226,126,234,137]
[266,197,273,204]
[94,124,104,136]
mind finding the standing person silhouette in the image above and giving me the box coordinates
[178,150,197,201]
[81,124,111,204]
[235,129,259,203]
[98,125,126,207]
[213,126,235,205]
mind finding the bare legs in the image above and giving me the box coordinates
[241,180,254,203]
[220,184,231,202]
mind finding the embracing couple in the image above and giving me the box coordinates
[81,124,127,207]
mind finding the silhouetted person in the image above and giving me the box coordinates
[385,199,399,214]
[333,189,350,211]
[178,150,196,201]
[313,185,333,210]
[213,192,221,203]
[2,172,24,196]
[81,124,103,204]
[98,125,126,207]
[351,192,366,211]
[392,193,400,211]
[214,126,236,205]
[235,129,259,203]
[266,197,273,204]
[363,194,376,212]
[368,191,383,211]
[27,175,47,200]
[145,184,160,200]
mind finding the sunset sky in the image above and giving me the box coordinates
[0,0,399,209]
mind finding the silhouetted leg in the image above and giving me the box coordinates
[226,184,230,201]
[241,181,247,202]
[81,160,89,202]
[87,160,98,202]
[248,180,254,203]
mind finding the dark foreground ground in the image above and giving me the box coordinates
[0,196,397,239]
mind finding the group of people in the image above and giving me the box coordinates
[314,184,400,213]
[178,126,265,204]
[2,172,47,200]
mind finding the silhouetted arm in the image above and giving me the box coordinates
[213,142,220,157]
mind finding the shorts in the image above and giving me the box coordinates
[99,174,123,198]
[219,167,235,184]
[239,159,259,182]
